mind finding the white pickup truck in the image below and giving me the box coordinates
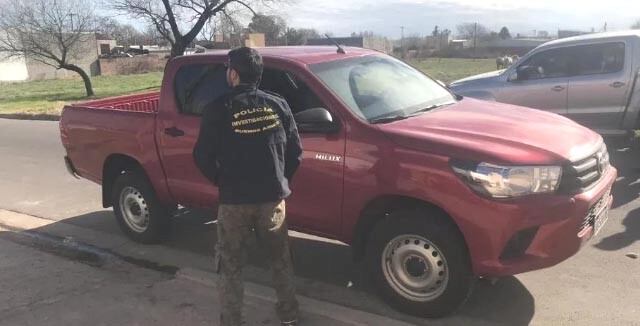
[450,31,640,137]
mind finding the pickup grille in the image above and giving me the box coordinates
[559,145,610,194]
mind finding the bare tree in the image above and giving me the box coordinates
[0,0,97,96]
[198,7,243,43]
[112,0,264,58]
[97,17,146,47]
[143,24,170,46]
[456,22,489,39]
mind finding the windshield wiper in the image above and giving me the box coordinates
[369,114,408,124]
[409,102,455,117]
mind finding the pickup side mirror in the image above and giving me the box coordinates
[294,108,338,133]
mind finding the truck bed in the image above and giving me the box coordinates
[60,91,164,189]
[70,92,160,113]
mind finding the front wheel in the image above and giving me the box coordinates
[111,171,171,243]
[367,209,475,317]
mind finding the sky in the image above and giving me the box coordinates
[274,0,640,38]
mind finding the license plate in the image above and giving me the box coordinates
[593,200,610,237]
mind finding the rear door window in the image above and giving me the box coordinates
[573,42,625,76]
[174,64,229,116]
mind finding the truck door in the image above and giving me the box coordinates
[260,66,345,236]
[156,62,229,208]
[565,42,632,131]
[498,47,570,114]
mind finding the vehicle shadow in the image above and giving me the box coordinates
[595,206,640,251]
[54,209,534,325]
[607,142,640,209]
[595,143,640,251]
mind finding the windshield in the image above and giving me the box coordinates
[309,55,455,122]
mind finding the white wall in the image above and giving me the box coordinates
[0,53,29,81]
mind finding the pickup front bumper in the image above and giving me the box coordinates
[469,166,617,277]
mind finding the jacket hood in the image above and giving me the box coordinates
[377,98,602,165]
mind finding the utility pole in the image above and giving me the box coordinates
[69,13,76,30]
[400,26,405,58]
[473,22,477,58]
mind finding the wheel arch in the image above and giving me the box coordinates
[351,195,468,261]
[102,154,147,208]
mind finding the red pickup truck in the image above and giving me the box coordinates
[60,46,616,317]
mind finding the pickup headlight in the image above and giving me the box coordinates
[452,162,562,198]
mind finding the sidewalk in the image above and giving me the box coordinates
[0,210,414,326]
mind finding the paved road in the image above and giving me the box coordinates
[1,118,639,325]
[0,230,385,326]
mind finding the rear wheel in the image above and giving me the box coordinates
[367,209,475,317]
[112,172,171,243]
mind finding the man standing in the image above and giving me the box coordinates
[193,47,303,326]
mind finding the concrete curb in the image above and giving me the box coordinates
[0,114,60,121]
[0,209,415,326]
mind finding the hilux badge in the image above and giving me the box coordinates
[315,153,342,162]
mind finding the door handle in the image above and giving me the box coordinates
[164,127,185,137]
[551,85,565,92]
[610,81,626,88]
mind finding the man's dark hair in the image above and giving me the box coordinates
[228,47,263,85]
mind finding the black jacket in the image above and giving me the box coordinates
[193,84,303,204]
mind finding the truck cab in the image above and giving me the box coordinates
[450,31,640,136]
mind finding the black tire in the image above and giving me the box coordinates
[111,171,171,244]
[366,208,475,318]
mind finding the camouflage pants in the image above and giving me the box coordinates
[215,200,299,326]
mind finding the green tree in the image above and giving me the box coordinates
[499,26,512,39]
[632,20,640,29]
[248,13,286,46]
[284,28,320,45]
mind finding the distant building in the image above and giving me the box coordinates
[306,36,392,54]
[0,32,116,82]
[426,34,453,50]
[449,39,471,49]
[0,45,28,82]
[195,33,265,51]
[537,31,550,38]
[244,33,266,48]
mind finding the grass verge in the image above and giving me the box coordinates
[0,72,163,119]
[407,58,496,84]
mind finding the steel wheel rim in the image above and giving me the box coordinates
[381,234,449,302]
[119,186,150,233]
